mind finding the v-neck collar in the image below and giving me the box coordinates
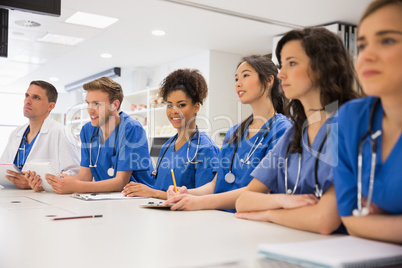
[302,116,333,153]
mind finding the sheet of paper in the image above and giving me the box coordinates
[71,192,148,201]
[0,164,21,188]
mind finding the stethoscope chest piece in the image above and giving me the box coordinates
[225,172,235,184]
[353,207,369,217]
[107,167,114,177]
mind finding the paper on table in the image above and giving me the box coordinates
[23,162,59,192]
[0,164,21,188]
[258,236,402,268]
[71,192,148,201]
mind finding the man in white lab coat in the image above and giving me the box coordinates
[0,80,80,189]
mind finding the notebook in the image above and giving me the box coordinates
[71,192,148,201]
[141,201,172,210]
[23,162,60,192]
[258,236,402,268]
[0,164,21,188]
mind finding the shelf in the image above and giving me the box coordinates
[69,119,90,124]
[151,106,165,112]
[126,109,148,116]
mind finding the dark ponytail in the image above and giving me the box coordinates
[225,55,286,145]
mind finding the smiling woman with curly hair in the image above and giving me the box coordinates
[122,68,219,200]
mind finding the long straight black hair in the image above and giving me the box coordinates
[225,55,286,145]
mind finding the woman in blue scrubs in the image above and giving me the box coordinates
[122,69,219,199]
[164,55,291,211]
[235,27,360,234]
[332,0,402,244]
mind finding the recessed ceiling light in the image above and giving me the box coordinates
[15,20,41,28]
[37,33,84,46]
[152,30,166,36]
[49,77,59,82]
[100,53,112,59]
[65,12,118,29]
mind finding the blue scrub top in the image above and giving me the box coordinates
[332,97,402,216]
[214,114,291,197]
[152,131,219,191]
[13,126,40,169]
[80,112,153,186]
[251,117,335,195]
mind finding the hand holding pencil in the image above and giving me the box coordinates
[166,169,188,199]
[171,169,177,193]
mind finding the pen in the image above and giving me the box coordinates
[171,169,177,193]
[52,215,103,221]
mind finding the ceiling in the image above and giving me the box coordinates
[0,0,371,94]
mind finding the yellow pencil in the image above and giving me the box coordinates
[171,169,177,193]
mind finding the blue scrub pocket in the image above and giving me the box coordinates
[180,163,196,188]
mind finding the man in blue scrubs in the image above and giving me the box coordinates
[46,77,153,194]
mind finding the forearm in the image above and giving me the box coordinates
[152,189,167,200]
[236,192,285,212]
[264,202,341,235]
[75,178,127,193]
[188,179,216,196]
[342,215,402,244]
[198,187,246,210]
[75,170,131,193]
[71,167,93,182]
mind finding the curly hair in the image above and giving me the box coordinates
[159,69,208,105]
[226,55,287,145]
[275,27,360,153]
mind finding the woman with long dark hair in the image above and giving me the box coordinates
[236,27,360,234]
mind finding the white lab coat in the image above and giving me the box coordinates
[0,115,80,175]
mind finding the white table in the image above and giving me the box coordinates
[0,188,337,268]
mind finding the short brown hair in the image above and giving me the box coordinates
[360,0,402,25]
[83,77,124,110]
[30,80,58,103]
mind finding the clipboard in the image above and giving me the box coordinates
[141,201,172,210]
[71,192,148,201]
[0,164,21,188]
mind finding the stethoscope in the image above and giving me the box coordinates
[16,126,30,169]
[151,127,201,179]
[353,98,382,217]
[225,114,276,184]
[89,123,120,177]
[284,127,330,198]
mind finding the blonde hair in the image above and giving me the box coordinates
[360,0,402,25]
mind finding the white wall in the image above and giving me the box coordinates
[50,50,250,147]
[0,93,26,155]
